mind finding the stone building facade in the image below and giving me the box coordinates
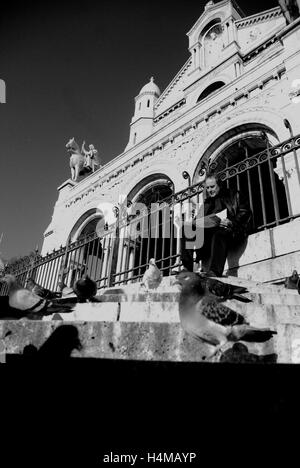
[42,0,300,284]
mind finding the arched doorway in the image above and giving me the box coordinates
[115,175,177,283]
[194,125,290,231]
[67,214,104,287]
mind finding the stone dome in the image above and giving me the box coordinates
[139,77,161,96]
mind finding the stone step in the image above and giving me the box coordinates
[45,300,300,329]
[221,276,298,294]
[97,288,300,305]
[0,319,279,363]
[224,302,300,328]
[244,292,300,305]
[3,318,300,364]
[95,290,300,306]
[97,276,298,296]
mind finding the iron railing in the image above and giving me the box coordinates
[1,132,300,295]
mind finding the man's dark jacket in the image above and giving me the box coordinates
[201,187,253,241]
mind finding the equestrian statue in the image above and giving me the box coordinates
[66,137,101,182]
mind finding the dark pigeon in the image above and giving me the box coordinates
[27,278,62,300]
[0,275,74,319]
[204,276,250,302]
[285,270,299,290]
[175,270,276,359]
[73,275,98,302]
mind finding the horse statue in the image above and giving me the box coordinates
[66,137,85,182]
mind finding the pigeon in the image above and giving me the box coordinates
[201,275,250,302]
[285,270,299,290]
[175,270,276,360]
[26,278,62,300]
[0,274,73,318]
[141,258,162,290]
[0,274,50,315]
[73,275,98,302]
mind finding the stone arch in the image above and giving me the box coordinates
[191,108,288,181]
[197,15,225,42]
[64,207,106,287]
[118,172,177,279]
[127,173,174,205]
[69,208,101,242]
[191,112,290,230]
[193,123,279,177]
[199,17,222,40]
[120,159,179,197]
[200,19,225,69]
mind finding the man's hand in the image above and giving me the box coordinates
[219,218,232,228]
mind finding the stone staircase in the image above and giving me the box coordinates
[1,276,300,363]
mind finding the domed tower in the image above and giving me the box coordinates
[125,77,161,150]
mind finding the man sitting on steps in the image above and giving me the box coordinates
[181,172,253,277]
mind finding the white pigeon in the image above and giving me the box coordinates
[141,258,162,290]
[0,274,50,315]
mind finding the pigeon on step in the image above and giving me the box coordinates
[1,274,50,315]
[0,274,73,318]
[175,270,276,360]
[26,278,62,300]
[202,276,250,302]
[141,258,162,290]
[285,270,299,290]
[73,275,98,302]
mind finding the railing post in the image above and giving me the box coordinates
[262,131,280,225]
[284,119,300,185]
[107,207,120,287]
[24,248,39,287]
[58,239,71,292]
[282,120,300,216]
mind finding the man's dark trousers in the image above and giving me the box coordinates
[181,227,233,276]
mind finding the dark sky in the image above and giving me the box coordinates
[0,0,279,260]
